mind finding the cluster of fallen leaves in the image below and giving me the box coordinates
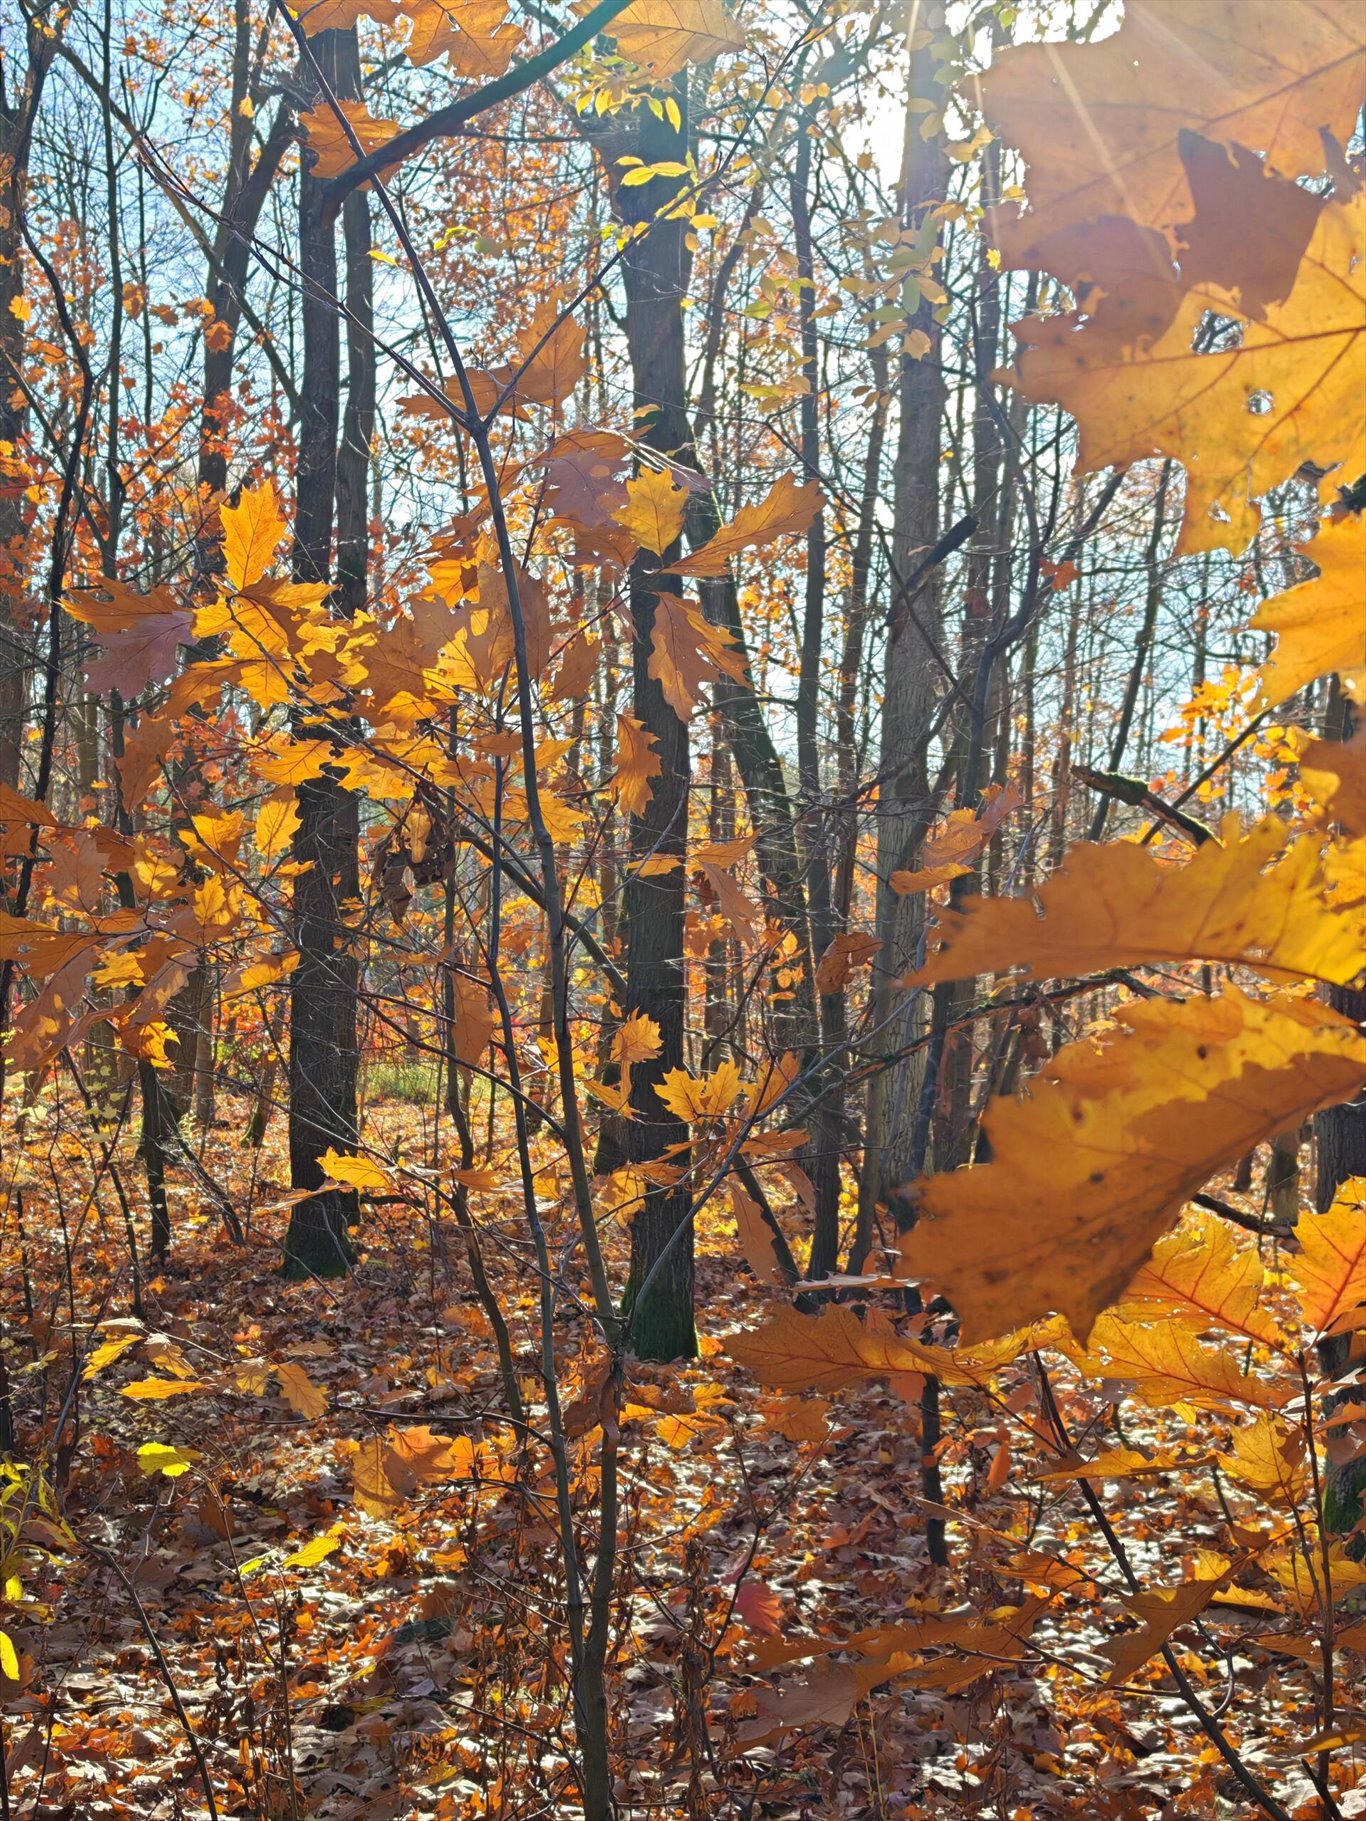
[3,1098,1364,1820]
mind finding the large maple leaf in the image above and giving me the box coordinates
[979,0,1363,275]
[898,988,1366,1344]
[1008,191,1365,553]
[1251,512,1366,706]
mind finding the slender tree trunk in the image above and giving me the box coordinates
[0,22,60,794]
[791,120,843,1278]
[283,28,364,1278]
[603,79,696,1360]
[861,8,950,1218]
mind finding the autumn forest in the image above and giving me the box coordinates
[0,0,1363,1814]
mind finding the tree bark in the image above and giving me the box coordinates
[283,28,364,1278]
[860,8,950,1218]
[0,18,61,793]
[601,78,696,1360]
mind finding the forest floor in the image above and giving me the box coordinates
[0,1085,1351,1821]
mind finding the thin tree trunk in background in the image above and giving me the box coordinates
[861,5,950,1222]
[0,20,60,794]
[1315,689,1366,1210]
[791,117,842,1279]
[283,27,364,1278]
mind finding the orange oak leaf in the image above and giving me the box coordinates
[613,713,662,816]
[1006,193,1365,554]
[1291,1178,1366,1336]
[647,592,747,719]
[813,931,882,995]
[1102,1576,1229,1686]
[915,816,1364,989]
[220,481,286,591]
[666,474,822,578]
[979,1,1363,278]
[1118,1210,1287,1349]
[898,988,1366,1344]
[891,781,1024,895]
[406,0,522,77]
[608,0,745,78]
[301,101,402,183]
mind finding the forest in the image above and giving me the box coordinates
[0,0,1363,1814]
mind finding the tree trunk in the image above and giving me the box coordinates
[604,78,696,1360]
[860,10,950,1220]
[283,28,364,1279]
[0,22,60,793]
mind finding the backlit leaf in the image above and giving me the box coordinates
[666,474,822,578]
[915,818,1363,989]
[221,482,285,592]
[614,466,688,558]
[1291,1177,1366,1336]
[608,0,744,78]
[899,989,1366,1344]
[647,591,747,719]
[1251,513,1366,706]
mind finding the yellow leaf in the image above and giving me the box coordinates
[122,1377,210,1399]
[613,713,662,816]
[406,0,521,77]
[1266,1541,1366,1612]
[255,791,301,859]
[1291,1177,1366,1336]
[283,1531,341,1569]
[1299,723,1366,838]
[137,1442,198,1478]
[276,1361,328,1420]
[1219,1413,1307,1500]
[899,988,1366,1344]
[1251,514,1365,706]
[1102,1576,1228,1686]
[220,481,285,592]
[318,1147,395,1194]
[82,1333,141,1380]
[614,466,688,558]
[666,474,822,578]
[608,0,744,77]
[0,1630,17,1682]
[1119,1209,1287,1348]
[612,1009,662,1068]
[655,1059,744,1122]
[1077,1312,1287,1412]
[915,818,1363,989]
